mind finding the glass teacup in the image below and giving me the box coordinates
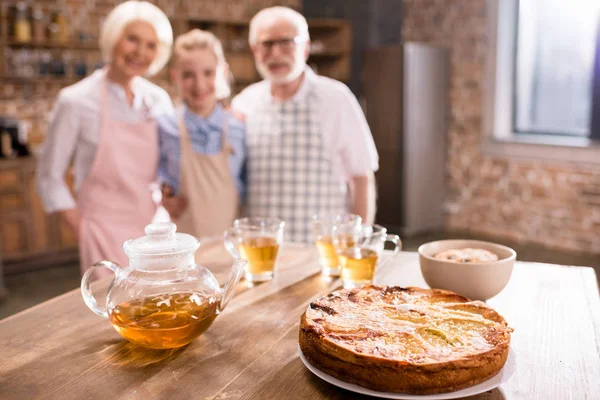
[333,224,401,289]
[224,217,285,282]
[312,213,362,276]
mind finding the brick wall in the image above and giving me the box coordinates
[0,0,300,148]
[401,0,600,254]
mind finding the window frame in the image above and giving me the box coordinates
[483,0,600,164]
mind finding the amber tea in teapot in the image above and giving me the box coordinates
[110,292,218,349]
[81,223,247,349]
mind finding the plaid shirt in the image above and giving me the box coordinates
[157,103,247,199]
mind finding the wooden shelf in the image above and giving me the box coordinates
[179,16,250,25]
[176,17,349,29]
[0,17,351,90]
[172,17,351,86]
[309,50,347,57]
[307,19,350,29]
[189,19,249,27]
[2,39,98,50]
[0,76,83,84]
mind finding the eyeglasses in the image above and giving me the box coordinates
[256,36,306,52]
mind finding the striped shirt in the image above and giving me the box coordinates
[157,103,247,199]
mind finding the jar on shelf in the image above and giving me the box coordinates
[21,49,36,78]
[13,49,26,78]
[0,4,9,39]
[50,50,66,76]
[62,51,73,77]
[3,48,15,77]
[14,2,31,43]
[50,7,68,42]
[1,129,16,159]
[73,57,87,78]
[39,51,52,76]
[31,6,47,42]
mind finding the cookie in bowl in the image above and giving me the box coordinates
[419,240,516,301]
[434,248,499,263]
[299,285,513,395]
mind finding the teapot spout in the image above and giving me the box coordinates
[218,258,247,312]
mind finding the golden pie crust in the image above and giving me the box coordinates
[299,285,513,394]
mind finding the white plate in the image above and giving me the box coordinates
[298,346,516,399]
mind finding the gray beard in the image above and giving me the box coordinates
[257,61,305,84]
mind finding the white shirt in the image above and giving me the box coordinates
[36,69,173,213]
[231,68,379,183]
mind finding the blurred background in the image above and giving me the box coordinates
[0,0,599,318]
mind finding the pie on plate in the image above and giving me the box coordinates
[299,285,513,395]
[298,345,516,400]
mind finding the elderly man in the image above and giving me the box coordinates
[232,6,379,243]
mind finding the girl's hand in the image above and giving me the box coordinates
[161,184,188,219]
[230,109,246,122]
[222,102,246,122]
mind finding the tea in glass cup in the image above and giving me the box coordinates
[312,213,362,276]
[333,224,401,289]
[224,217,285,282]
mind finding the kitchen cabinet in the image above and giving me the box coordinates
[0,157,78,272]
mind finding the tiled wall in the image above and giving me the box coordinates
[0,0,300,149]
[402,0,600,254]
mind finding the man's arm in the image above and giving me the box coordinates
[325,83,379,224]
[350,171,376,224]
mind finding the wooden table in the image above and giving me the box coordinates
[0,242,599,399]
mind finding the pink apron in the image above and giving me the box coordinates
[76,77,158,275]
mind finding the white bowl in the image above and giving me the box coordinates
[418,240,516,301]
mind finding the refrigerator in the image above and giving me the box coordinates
[362,43,449,235]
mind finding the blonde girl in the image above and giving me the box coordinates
[157,29,246,237]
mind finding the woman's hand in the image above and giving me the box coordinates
[161,184,188,219]
[60,208,81,237]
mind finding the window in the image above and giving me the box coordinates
[484,0,600,163]
[514,0,600,138]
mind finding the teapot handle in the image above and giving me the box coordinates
[219,258,247,313]
[80,261,119,318]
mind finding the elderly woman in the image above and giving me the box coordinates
[36,1,173,274]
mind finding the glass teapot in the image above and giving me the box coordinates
[81,222,247,349]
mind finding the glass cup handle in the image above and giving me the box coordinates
[219,258,248,313]
[224,228,241,258]
[80,261,118,318]
[378,234,402,268]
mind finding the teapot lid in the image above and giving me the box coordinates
[123,222,199,257]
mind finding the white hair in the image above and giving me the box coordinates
[100,1,173,76]
[249,6,310,46]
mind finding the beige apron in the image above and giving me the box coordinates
[173,117,239,238]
